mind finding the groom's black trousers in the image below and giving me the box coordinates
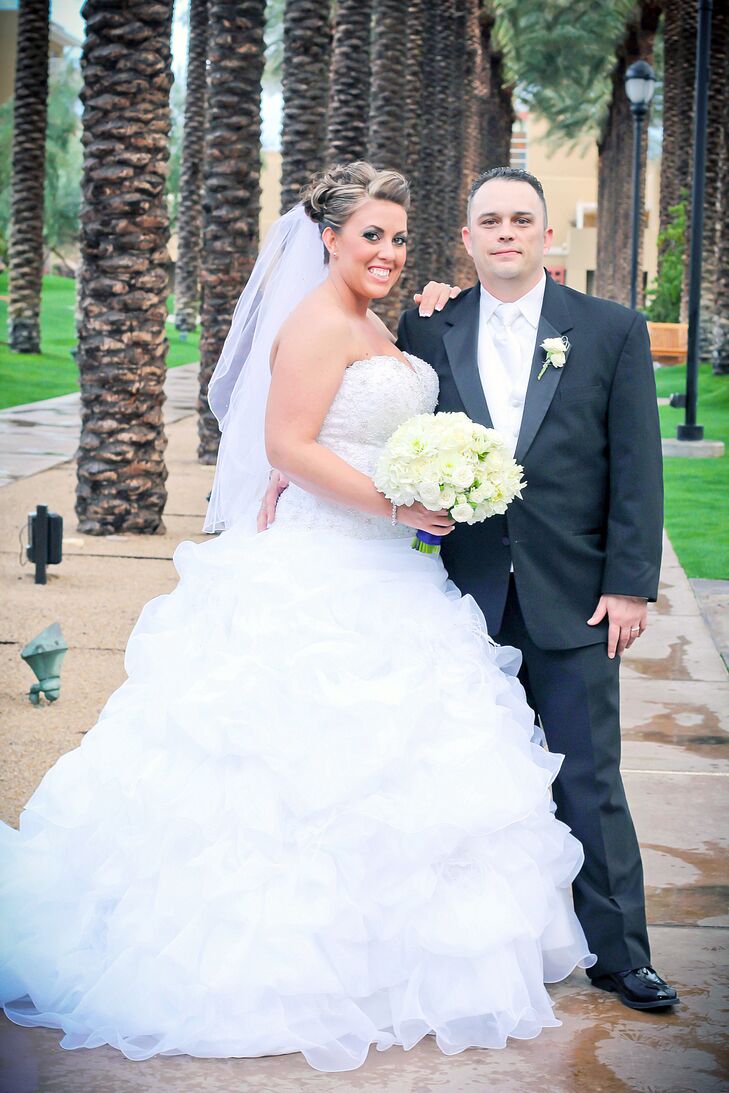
[494,577,651,977]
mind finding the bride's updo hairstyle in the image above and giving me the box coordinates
[302,161,410,263]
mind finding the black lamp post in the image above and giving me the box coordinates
[624,60,656,312]
[677,0,713,442]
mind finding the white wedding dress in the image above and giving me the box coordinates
[1,352,594,1072]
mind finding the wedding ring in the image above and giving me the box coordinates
[630,626,641,632]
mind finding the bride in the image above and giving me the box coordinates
[1,161,594,1073]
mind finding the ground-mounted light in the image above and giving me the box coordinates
[26,504,63,584]
[20,623,68,705]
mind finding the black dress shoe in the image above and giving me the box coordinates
[591,966,680,1010]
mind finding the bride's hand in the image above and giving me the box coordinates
[413,281,462,317]
[257,470,290,532]
[395,502,455,535]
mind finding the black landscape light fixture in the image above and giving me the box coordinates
[677,0,713,442]
[624,59,656,312]
[26,504,63,585]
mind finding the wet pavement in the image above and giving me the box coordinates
[0,405,727,1092]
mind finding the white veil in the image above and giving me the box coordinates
[203,205,327,534]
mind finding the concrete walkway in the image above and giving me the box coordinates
[0,363,200,488]
[0,406,727,1092]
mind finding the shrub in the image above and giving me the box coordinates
[646,195,687,324]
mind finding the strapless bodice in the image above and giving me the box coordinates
[273,353,439,540]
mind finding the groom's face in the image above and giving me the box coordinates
[462,179,552,292]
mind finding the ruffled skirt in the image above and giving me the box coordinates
[1,523,594,1071]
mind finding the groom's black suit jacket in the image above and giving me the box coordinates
[397,274,664,650]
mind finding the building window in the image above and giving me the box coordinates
[576,202,598,229]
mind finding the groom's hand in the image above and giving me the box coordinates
[414,281,462,317]
[257,470,289,532]
[588,594,648,659]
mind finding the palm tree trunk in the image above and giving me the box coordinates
[75,0,174,535]
[595,2,661,307]
[411,1,439,290]
[174,0,207,335]
[398,0,426,307]
[412,0,467,286]
[280,0,332,213]
[659,0,695,235]
[443,0,467,281]
[327,0,372,163]
[369,0,408,171]
[710,0,729,374]
[481,6,514,169]
[659,0,694,327]
[198,0,266,464]
[454,0,487,287]
[368,0,410,327]
[8,0,50,354]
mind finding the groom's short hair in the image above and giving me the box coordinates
[467,167,548,227]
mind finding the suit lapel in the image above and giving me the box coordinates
[442,285,493,428]
[514,275,574,465]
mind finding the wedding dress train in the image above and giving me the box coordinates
[1,352,594,1071]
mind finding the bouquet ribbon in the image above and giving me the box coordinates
[412,530,442,555]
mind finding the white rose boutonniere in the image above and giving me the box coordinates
[538,335,571,380]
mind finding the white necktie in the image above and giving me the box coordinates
[491,303,524,392]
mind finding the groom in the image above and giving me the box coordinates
[400,166,677,1010]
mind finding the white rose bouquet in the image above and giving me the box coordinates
[374,411,526,555]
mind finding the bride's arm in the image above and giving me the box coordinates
[265,319,391,517]
[265,322,453,535]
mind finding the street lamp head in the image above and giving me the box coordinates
[625,60,656,115]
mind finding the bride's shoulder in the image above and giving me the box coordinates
[272,290,353,372]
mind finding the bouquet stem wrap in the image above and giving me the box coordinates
[413,530,443,555]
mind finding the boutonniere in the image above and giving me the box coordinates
[538,336,571,380]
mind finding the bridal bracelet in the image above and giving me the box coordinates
[391,501,398,526]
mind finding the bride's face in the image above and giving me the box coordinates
[326,199,408,299]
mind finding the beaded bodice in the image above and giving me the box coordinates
[274,353,439,539]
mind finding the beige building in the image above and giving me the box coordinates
[0,1,80,105]
[521,112,659,295]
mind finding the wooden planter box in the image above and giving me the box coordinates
[647,321,688,365]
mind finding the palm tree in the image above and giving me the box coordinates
[198,0,267,464]
[410,0,439,292]
[368,0,410,325]
[174,0,207,335]
[280,0,332,213]
[7,0,50,354]
[454,0,488,288]
[481,5,514,169]
[398,0,426,305]
[595,2,662,307]
[368,0,408,171]
[427,0,460,283]
[659,0,695,243]
[75,0,174,535]
[327,0,372,163]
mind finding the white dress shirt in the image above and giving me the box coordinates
[477,273,547,457]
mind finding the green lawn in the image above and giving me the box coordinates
[0,272,200,409]
[655,363,728,580]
